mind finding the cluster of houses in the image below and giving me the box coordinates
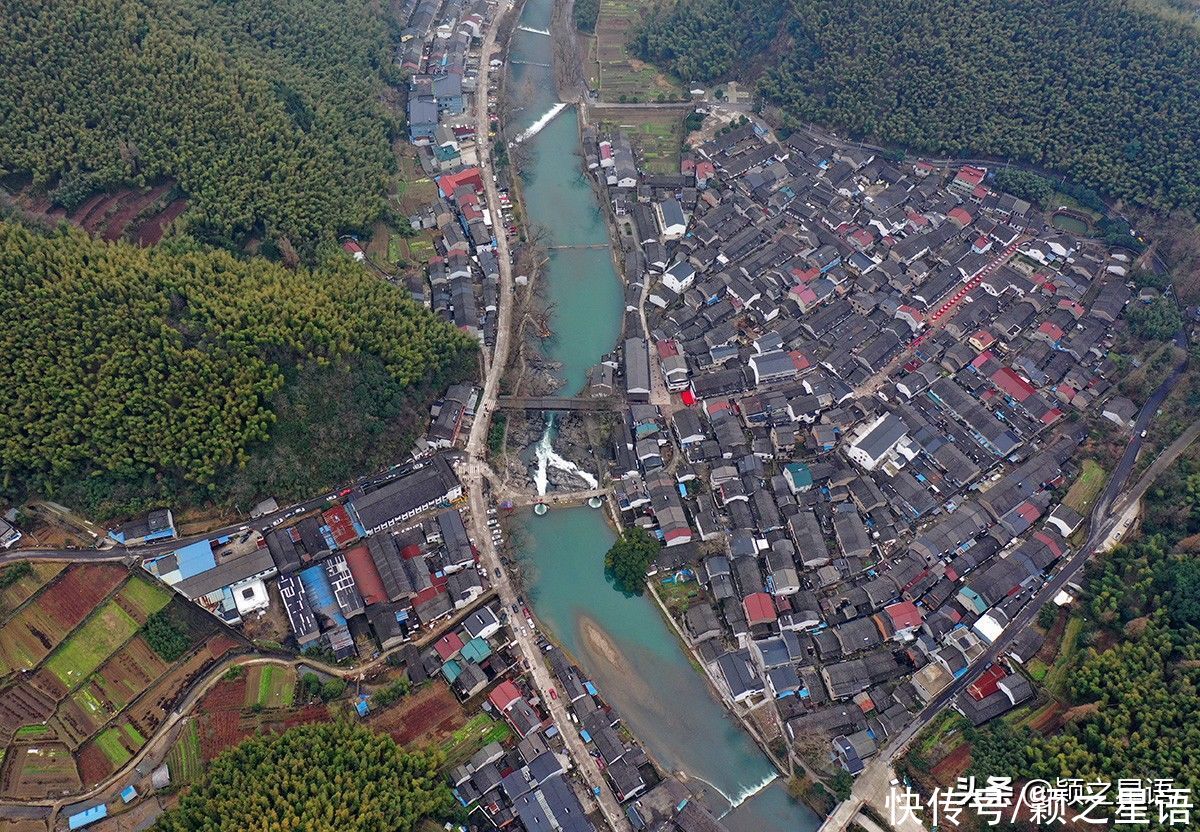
[419,166,504,346]
[393,0,519,349]
[579,118,1154,776]
[137,455,479,661]
[431,603,726,832]
[402,0,484,151]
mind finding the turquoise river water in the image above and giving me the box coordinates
[508,4,821,829]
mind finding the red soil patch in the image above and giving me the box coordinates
[101,184,170,241]
[369,683,465,747]
[67,193,107,225]
[77,742,115,786]
[1027,702,1066,734]
[79,194,122,234]
[206,634,239,659]
[36,564,127,631]
[931,741,972,785]
[133,198,188,245]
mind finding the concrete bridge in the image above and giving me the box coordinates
[495,395,621,412]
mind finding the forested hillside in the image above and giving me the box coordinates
[635,0,1200,213]
[152,723,455,832]
[632,0,786,83]
[0,222,475,516]
[0,0,400,245]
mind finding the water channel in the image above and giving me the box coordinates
[507,4,821,829]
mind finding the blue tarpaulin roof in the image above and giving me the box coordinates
[174,539,216,579]
[120,785,137,802]
[69,805,108,829]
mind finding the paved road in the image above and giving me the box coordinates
[462,10,630,831]
[1,463,426,565]
[821,338,1191,832]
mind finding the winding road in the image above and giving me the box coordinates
[460,8,630,830]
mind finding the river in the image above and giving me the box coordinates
[505,6,823,829]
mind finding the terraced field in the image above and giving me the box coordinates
[0,565,239,797]
[244,665,296,710]
[44,600,140,690]
[594,0,681,101]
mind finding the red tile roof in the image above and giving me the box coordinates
[991,367,1036,402]
[743,592,777,624]
[885,601,923,632]
[488,680,522,711]
[343,544,388,607]
[435,632,465,661]
[967,664,1007,700]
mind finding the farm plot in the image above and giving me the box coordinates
[594,0,681,102]
[0,742,81,800]
[369,683,468,749]
[51,689,111,748]
[0,565,126,675]
[166,720,203,786]
[90,636,169,712]
[121,634,239,748]
[43,599,139,690]
[439,712,511,769]
[0,562,65,618]
[112,576,172,624]
[0,683,56,739]
[79,718,147,785]
[599,111,684,174]
[244,665,295,710]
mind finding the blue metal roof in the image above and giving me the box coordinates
[69,805,108,829]
[174,539,216,579]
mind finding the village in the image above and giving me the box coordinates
[0,0,1189,827]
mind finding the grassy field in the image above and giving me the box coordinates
[594,0,681,102]
[94,727,133,767]
[1045,616,1085,696]
[244,665,296,709]
[600,111,684,174]
[0,562,65,617]
[114,576,172,621]
[1063,459,1107,514]
[45,600,139,689]
[166,720,203,785]
[656,578,700,616]
[439,712,511,769]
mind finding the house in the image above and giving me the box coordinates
[663,260,696,294]
[624,337,652,403]
[743,592,778,626]
[783,462,813,493]
[656,199,687,240]
[846,412,909,471]
[351,456,462,534]
[0,517,21,549]
[1102,396,1138,429]
[717,649,765,703]
[407,97,438,143]
[108,509,176,545]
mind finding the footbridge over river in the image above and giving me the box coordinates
[495,395,621,412]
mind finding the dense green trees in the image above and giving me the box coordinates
[631,0,786,83]
[636,0,1200,214]
[0,222,475,514]
[574,0,600,32]
[604,527,660,594]
[969,458,1200,799]
[1,0,399,245]
[143,611,190,662]
[152,722,454,832]
[1127,297,1183,340]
